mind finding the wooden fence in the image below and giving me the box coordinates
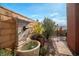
[0,14,18,49]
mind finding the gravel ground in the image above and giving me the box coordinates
[49,36,73,56]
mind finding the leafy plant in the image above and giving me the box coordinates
[0,48,12,56]
[43,17,56,39]
[39,43,48,56]
[30,21,45,47]
[32,21,44,35]
[39,47,47,56]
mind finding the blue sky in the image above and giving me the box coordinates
[1,3,67,27]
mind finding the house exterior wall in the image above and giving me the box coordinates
[67,3,79,55]
[75,4,79,54]
[67,3,76,54]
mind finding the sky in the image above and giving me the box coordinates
[0,3,67,27]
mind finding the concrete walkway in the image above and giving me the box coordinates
[51,37,73,56]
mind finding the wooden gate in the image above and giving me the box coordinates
[0,14,18,52]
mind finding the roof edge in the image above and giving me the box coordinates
[0,6,34,22]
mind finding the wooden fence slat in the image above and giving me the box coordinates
[0,22,16,29]
[0,29,16,35]
[0,14,17,49]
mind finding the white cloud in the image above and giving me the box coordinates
[31,15,41,18]
[31,15,38,17]
[31,14,67,27]
[50,12,59,17]
[31,14,44,22]
[53,17,67,27]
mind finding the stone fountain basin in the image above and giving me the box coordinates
[16,40,40,56]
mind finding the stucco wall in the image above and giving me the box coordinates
[67,3,79,55]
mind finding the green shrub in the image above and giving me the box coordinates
[0,48,13,56]
[43,17,56,39]
[39,45,48,56]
